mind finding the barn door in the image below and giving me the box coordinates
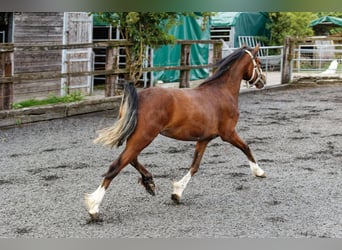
[61,12,93,96]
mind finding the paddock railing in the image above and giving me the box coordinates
[293,44,342,74]
[0,40,223,110]
[282,36,342,83]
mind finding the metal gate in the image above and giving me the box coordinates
[61,12,93,96]
[292,39,342,77]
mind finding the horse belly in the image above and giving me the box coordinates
[160,116,218,141]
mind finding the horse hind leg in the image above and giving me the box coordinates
[85,128,160,220]
[84,157,123,221]
[131,158,156,196]
[84,147,139,220]
[84,177,112,221]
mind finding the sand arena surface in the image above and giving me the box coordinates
[0,83,341,237]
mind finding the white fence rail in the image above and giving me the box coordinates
[293,44,342,74]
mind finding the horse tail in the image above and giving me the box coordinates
[93,83,138,148]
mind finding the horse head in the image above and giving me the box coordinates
[244,44,266,89]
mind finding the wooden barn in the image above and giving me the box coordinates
[0,12,93,102]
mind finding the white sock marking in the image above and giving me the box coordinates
[172,171,192,199]
[84,185,106,215]
[249,161,265,177]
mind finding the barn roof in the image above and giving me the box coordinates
[310,16,342,28]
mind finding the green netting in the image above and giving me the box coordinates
[153,15,210,83]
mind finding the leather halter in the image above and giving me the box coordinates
[244,49,265,87]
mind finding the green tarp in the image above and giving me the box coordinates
[210,12,270,47]
[93,13,210,84]
[93,13,270,83]
[153,15,210,83]
[210,12,241,27]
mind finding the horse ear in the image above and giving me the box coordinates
[253,44,260,56]
[241,43,247,49]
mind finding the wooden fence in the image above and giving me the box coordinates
[0,40,223,110]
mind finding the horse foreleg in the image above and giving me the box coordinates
[172,139,210,203]
[131,158,156,196]
[221,131,265,177]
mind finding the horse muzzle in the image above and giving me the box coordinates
[255,74,266,89]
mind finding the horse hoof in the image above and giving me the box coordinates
[171,194,181,204]
[88,212,101,222]
[256,172,266,178]
[148,184,156,196]
[139,178,156,196]
[146,184,156,196]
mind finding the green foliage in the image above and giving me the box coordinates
[317,12,342,18]
[12,92,84,109]
[267,12,317,45]
[93,12,213,83]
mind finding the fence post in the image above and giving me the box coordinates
[281,36,294,84]
[179,43,191,88]
[212,42,223,75]
[0,50,13,110]
[105,46,118,97]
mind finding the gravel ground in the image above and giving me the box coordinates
[0,83,341,238]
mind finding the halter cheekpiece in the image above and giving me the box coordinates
[244,49,265,87]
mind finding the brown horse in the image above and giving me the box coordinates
[85,45,266,220]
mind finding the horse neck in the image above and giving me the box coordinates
[219,60,249,99]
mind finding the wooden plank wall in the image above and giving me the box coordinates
[13,12,64,101]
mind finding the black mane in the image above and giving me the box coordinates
[200,46,252,85]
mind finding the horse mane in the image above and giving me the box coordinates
[200,46,252,86]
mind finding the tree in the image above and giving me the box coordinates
[94,12,212,84]
[267,12,318,45]
[317,12,342,19]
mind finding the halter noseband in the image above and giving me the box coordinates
[244,49,265,87]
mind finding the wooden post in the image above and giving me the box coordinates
[179,43,191,88]
[105,46,118,97]
[212,42,223,69]
[0,51,13,110]
[281,36,294,84]
[66,53,71,95]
